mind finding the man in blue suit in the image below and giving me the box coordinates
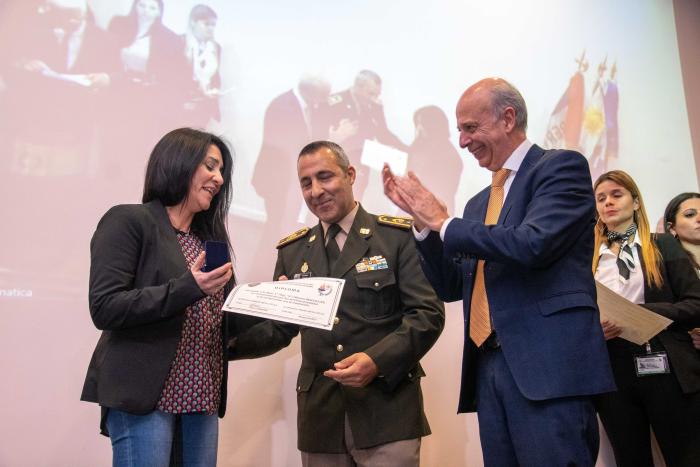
[382,77,615,466]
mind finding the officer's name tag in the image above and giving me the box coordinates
[634,352,670,376]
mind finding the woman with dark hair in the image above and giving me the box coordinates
[664,191,700,349]
[664,192,700,271]
[592,170,700,467]
[81,128,237,466]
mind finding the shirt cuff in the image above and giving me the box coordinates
[439,217,455,241]
[413,224,431,241]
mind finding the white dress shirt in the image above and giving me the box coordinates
[65,22,86,71]
[321,202,359,251]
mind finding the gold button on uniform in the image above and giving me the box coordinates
[374,282,380,287]
[336,344,344,352]
[333,317,340,325]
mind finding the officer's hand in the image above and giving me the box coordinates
[382,163,414,218]
[323,352,378,387]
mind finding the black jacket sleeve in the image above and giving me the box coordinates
[643,234,700,328]
[88,205,205,330]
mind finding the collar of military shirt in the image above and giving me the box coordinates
[325,223,342,270]
[329,218,373,277]
[299,226,328,277]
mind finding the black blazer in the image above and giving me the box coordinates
[80,201,237,432]
[639,233,700,393]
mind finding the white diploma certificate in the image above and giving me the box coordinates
[222,278,345,330]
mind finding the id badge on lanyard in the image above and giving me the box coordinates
[634,342,670,377]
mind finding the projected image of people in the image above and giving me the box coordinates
[182,4,222,129]
[0,0,118,297]
[251,74,331,264]
[407,105,463,214]
[105,0,189,161]
[328,70,409,201]
[1,0,115,176]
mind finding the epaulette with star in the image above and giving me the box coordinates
[276,227,310,249]
[377,215,413,230]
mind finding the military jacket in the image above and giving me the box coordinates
[232,205,444,453]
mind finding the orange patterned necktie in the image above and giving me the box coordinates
[469,168,510,347]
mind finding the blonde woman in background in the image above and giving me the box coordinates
[592,170,700,467]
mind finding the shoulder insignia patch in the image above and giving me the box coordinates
[377,215,413,230]
[276,227,310,249]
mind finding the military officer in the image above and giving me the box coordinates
[327,70,409,201]
[230,140,444,467]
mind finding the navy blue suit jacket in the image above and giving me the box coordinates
[416,144,616,412]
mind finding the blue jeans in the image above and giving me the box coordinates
[106,409,218,467]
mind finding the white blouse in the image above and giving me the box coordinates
[595,233,645,304]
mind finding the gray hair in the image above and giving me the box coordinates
[490,80,528,131]
[354,69,381,88]
[298,140,351,172]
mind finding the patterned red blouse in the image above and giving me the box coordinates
[157,231,225,414]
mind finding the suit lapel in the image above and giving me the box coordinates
[499,144,544,225]
[332,207,372,278]
[303,224,329,277]
[147,200,188,272]
[466,187,489,222]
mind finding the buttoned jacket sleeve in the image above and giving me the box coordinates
[363,228,445,391]
[88,205,205,331]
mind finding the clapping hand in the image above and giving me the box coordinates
[382,163,449,232]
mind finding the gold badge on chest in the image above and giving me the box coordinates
[294,261,312,279]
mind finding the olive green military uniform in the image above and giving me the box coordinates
[231,205,444,453]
